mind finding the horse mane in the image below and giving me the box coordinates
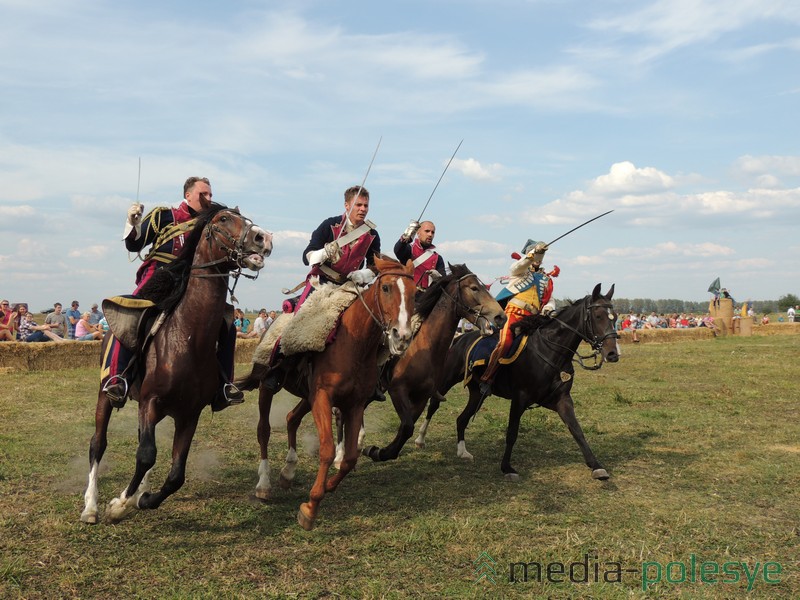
[138,203,229,312]
[513,295,584,336]
[415,263,470,319]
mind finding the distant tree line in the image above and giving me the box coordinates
[554,293,800,315]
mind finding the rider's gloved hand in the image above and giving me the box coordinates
[123,203,144,240]
[401,220,421,242]
[347,268,376,285]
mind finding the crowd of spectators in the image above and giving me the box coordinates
[1,297,282,344]
[0,299,107,342]
[619,311,719,341]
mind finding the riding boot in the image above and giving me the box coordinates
[369,385,387,402]
[479,347,503,397]
[102,375,129,409]
[211,381,245,412]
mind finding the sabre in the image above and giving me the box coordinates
[546,210,614,247]
[337,136,382,241]
[136,156,141,203]
[416,139,463,222]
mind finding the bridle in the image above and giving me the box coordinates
[191,208,261,302]
[544,297,618,371]
[439,273,492,330]
[354,269,415,346]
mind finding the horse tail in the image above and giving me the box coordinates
[234,362,269,391]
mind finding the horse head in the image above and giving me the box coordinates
[370,255,416,356]
[447,264,507,335]
[588,283,619,364]
[202,207,273,273]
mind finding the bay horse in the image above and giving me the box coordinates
[80,205,272,524]
[361,263,506,462]
[236,255,416,530]
[417,283,619,481]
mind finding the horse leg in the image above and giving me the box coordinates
[366,389,426,461]
[81,390,114,524]
[554,393,609,480]
[455,386,485,461]
[326,404,364,492]
[500,399,527,481]
[279,397,310,489]
[415,393,443,449]
[333,407,344,470]
[297,391,335,531]
[137,414,200,509]
[255,384,274,500]
[105,403,160,523]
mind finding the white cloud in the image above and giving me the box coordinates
[589,161,675,195]
[451,158,503,182]
[68,245,110,259]
[734,154,800,177]
[437,239,510,256]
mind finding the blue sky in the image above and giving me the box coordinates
[2,0,799,313]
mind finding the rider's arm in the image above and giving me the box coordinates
[125,207,167,253]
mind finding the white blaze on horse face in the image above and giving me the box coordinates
[396,277,411,340]
[253,226,273,255]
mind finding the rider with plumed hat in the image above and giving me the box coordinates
[480,239,559,396]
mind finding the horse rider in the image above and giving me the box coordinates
[102,176,244,411]
[393,220,445,294]
[479,239,559,397]
[263,185,382,395]
[296,185,381,307]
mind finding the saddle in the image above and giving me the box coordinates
[103,295,234,353]
[463,333,529,385]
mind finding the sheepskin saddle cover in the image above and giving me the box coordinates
[252,282,359,365]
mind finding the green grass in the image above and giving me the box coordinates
[1,335,799,598]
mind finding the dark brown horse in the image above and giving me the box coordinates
[237,255,416,530]
[361,264,506,462]
[418,284,619,480]
[81,206,272,524]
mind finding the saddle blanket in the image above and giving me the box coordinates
[464,333,529,384]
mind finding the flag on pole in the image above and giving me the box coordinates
[707,277,721,295]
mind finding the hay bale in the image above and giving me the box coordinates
[0,337,263,372]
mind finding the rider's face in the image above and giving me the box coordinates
[186,181,212,211]
[345,195,369,227]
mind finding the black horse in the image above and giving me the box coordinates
[418,283,619,480]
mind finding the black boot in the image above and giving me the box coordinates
[478,379,492,398]
[102,376,129,409]
[211,382,245,412]
[263,370,283,394]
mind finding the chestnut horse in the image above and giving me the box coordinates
[362,263,506,462]
[237,255,415,530]
[81,205,272,524]
[418,284,619,480]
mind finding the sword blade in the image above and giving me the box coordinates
[337,136,382,240]
[416,139,463,222]
[546,210,614,247]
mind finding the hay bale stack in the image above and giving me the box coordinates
[0,337,262,372]
[618,328,715,344]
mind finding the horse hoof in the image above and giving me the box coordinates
[592,468,610,480]
[278,475,293,490]
[414,439,425,449]
[104,498,135,523]
[457,450,474,461]
[297,504,316,531]
[255,488,271,501]
[80,510,98,525]
[504,472,520,482]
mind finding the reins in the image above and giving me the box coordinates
[354,269,414,347]
[540,299,618,371]
[439,273,492,330]
[190,210,260,302]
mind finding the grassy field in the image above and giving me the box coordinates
[1,335,798,599]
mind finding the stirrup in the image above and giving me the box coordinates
[223,382,245,405]
[102,375,129,408]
